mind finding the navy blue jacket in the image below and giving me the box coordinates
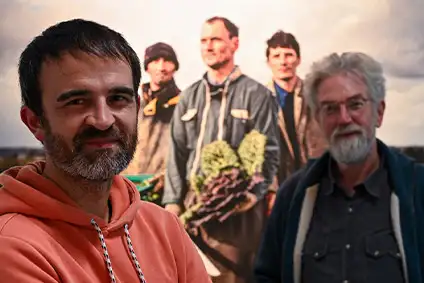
[254,140,424,283]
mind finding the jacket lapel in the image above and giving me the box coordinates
[293,184,319,283]
[390,193,410,283]
[266,79,307,163]
[383,142,420,283]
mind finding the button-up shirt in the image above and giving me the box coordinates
[301,154,405,283]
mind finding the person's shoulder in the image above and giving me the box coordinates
[238,75,272,93]
[277,168,306,197]
[0,213,46,257]
[0,217,57,280]
[180,79,204,96]
[273,167,313,210]
[235,76,275,106]
[177,79,205,105]
[136,202,183,230]
[137,201,170,216]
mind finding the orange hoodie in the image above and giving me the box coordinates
[0,161,212,283]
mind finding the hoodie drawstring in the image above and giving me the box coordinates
[90,219,146,283]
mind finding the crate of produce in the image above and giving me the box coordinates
[124,174,163,206]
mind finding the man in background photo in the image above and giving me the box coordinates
[123,42,181,199]
[265,30,327,188]
[163,16,280,283]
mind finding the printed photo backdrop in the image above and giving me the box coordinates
[0,0,423,147]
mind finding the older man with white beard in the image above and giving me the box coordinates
[254,52,424,283]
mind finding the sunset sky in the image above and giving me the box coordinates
[1,0,423,147]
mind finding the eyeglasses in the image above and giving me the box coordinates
[318,97,372,117]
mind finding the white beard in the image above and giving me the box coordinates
[329,124,375,164]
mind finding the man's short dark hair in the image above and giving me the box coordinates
[19,18,142,117]
[205,16,239,38]
[266,30,300,59]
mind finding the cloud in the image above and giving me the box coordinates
[0,68,39,147]
[0,0,423,147]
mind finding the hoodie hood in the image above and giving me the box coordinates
[0,161,142,231]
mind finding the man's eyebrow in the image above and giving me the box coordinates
[109,86,136,96]
[56,86,136,102]
[319,93,365,105]
[57,89,90,102]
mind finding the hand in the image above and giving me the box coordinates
[151,173,165,192]
[165,203,182,216]
[234,192,257,213]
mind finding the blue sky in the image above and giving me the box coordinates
[0,0,423,147]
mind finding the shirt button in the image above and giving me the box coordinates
[345,244,351,250]
[348,207,353,213]
[343,280,349,283]
[374,250,380,256]
[314,252,320,258]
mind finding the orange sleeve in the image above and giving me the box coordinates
[170,214,213,283]
[0,236,59,282]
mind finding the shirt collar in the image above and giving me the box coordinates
[322,150,387,198]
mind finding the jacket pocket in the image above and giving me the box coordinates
[181,109,197,121]
[229,109,250,142]
[181,109,198,149]
[230,109,249,120]
[364,230,404,282]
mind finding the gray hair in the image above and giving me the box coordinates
[303,52,386,112]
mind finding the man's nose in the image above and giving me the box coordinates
[337,104,353,124]
[157,58,165,69]
[281,55,290,65]
[85,101,115,131]
[205,40,214,50]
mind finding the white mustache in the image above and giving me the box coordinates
[331,124,364,139]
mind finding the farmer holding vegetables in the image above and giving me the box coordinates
[163,16,280,282]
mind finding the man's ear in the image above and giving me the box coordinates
[296,56,302,67]
[231,36,239,52]
[376,100,386,128]
[20,106,45,142]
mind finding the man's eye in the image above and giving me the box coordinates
[324,104,338,114]
[66,99,85,106]
[110,95,131,103]
[348,101,364,110]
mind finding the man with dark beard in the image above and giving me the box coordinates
[163,16,280,283]
[0,19,211,283]
[123,42,181,194]
[254,52,424,283]
[265,30,326,188]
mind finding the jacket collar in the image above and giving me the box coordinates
[202,65,243,86]
[141,79,180,116]
[266,76,303,98]
[300,139,416,194]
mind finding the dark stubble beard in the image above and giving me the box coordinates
[42,119,138,182]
